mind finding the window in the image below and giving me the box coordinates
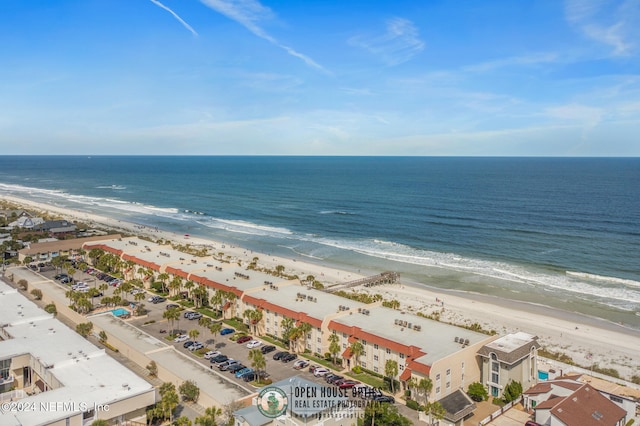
[436,374,440,381]
[446,381,450,389]
[399,364,404,371]
[343,333,347,338]
[362,362,366,368]
[399,353,405,359]
[266,327,270,333]
[386,348,391,354]
[274,321,278,327]
[491,372,499,383]
[307,333,311,339]
[374,355,378,361]
[317,347,321,353]
[374,344,379,349]
[362,340,367,346]
[317,337,321,343]
[436,387,441,394]
[343,343,346,348]
[610,395,623,404]
[362,351,366,356]
[266,318,270,323]
[374,367,379,373]
[461,362,465,370]
[446,369,451,376]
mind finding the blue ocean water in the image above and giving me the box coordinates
[1,156,639,325]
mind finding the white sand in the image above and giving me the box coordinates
[3,194,639,380]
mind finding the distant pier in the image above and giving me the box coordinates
[326,271,400,292]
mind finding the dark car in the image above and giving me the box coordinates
[243,371,270,382]
[220,328,235,335]
[60,277,73,284]
[210,355,228,364]
[227,364,246,373]
[260,345,276,354]
[281,353,297,363]
[338,380,360,389]
[166,304,180,310]
[183,341,195,349]
[219,360,239,371]
[326,375,343,384]
[273,351,289,361]
[236,336,252,344]
[373,395,395,403]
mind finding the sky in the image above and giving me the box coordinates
[1,0,639,156]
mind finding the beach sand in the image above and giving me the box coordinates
[3,194,639,380]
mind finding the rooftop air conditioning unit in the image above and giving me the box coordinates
[455,337,459,343]
[464,339,470,345]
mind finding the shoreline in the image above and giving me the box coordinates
[2,193,639,380]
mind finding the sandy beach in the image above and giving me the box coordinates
[3,194,639,381]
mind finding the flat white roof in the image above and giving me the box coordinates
[334,305,492,364]
[483,331,537,353]
[0,281,154,426]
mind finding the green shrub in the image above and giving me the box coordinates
[406,399,421,411]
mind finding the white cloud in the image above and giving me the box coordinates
[349,18,424,66]
[464,52,559,72]
[564,0,639,56]
[198,0,326,71]
[148,0,198,36]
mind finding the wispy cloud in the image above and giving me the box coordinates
[349,18,424,66]
[149,0,198,37]
[464,52,559,72]
[198,0,325,71]
[564,0,639,56]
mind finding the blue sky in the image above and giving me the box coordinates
[1,0,639,156]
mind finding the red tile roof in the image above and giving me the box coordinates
[165,266,190,279]
[243,294,322,328]
[524,382,552,395]
[121,254,161,271]
[191,275,243,297]
[407,360,431,376]
[342,348,352,359]
[538,384,627,426]
[399,368,412,381]
[328,320,425,360]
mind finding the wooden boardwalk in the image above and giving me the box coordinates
[326,271,400,292]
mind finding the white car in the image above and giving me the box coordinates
[246,340,262,349]
[313,367,330,377]
[204,350,221,359]
[173,334,189,343]
[189,342,204,351]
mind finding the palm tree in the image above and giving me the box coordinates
[407,377,418,400]
[425,401,446,425]
[248,349,266,382]
[275,265,285,276]
[188,328,199,343]
[209,321,222,345]
[184,280,195,299]
[198,316,212,337]
[193,285,208,308]
[169,276,182,297]
[349,341,364,370]
[329,333,340,365]
[385,359,399,394]
[294,322,312,353]
[157,273,170,294]
[194,406,222,426]
[418,377,433,405]
[243,309,263,335]
[163,307,181,335]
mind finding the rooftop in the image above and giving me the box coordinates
[0,281,154,426]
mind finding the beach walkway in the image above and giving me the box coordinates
[326,271,400,292]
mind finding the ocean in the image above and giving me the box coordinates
[1,156,638,328]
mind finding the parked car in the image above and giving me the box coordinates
[219,360,240,371]
[308,365,321,374]
[148,295,165,303]
[338,380,360,389]
[313,367,330,377]
[220,328,235,335]
[260,345,276,354]
[227,364,246,373]
[183,341,195,349]
[236,336,253,344]
[174,334,189,342]
[187,312,203,320]
[273,351,289,361]
[210,355,228,364]
[204,350,221,359]
[326,374,343,384]
[166,304,180,310]
[293,359,309,369]
[246,340,262,349]
[281,353,298,363]
[373,395,395,403]
[60,277,73,284]
[235,368,253,378]
[188,342,204,351]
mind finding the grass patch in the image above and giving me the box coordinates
[196,307,221,319]
[346,370,386,389]
[260,335,288,349]
[178,300,195,308]
[223,318,249,332]
[539,348,575,365]
[304,354,341,371]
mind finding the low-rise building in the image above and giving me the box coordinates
[0,281,155,426]
[18,234,121,263]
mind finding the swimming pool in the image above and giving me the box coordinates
[110,308,130,317]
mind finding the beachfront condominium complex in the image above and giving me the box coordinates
[81,236,540,404]
[0,281,155,426]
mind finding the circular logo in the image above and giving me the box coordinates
[257,386,288,418]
